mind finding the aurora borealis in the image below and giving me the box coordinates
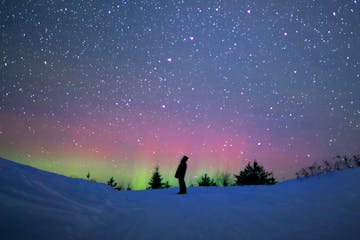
[1,0,360,189]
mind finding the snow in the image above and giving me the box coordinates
[0,157,359,240]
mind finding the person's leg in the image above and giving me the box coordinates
[179,178,186,194]
[178,179,182,193]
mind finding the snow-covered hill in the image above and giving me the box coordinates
[1,157,359,240]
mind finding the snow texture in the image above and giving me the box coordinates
[1,157,359,240]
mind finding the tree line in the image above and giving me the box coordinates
[296,154,360,178]
[84,160,276,190]
[147,160,276,189]
[84,154,360,191]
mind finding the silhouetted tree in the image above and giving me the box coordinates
[323,160,332,172]
[216,172,233,186]
[86,172,90,180]
[296,154,360,178]
[148,167,165,189]
[296,168,309,179]
[334,156,342,170]
[163,181,171,188]
[198,173,217,186]
[354,155,360,166]
[107,176,117,188]
[234,161,276,185]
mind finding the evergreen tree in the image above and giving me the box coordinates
[86,172,90,180]
[198,173,217,186]
[107,176,117,188]
[234,161,276,185]
[216,172,233,186]
[148,167,165,189]
[354,155,360,166]
[163,181,171,188]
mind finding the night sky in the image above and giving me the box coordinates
[1,0,360,189]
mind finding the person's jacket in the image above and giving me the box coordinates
[175,161,187,179]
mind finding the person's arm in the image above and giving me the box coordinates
[175,165,180,178]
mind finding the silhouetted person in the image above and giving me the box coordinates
[175,155,188,194]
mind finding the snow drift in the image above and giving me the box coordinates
[0,157,359,240]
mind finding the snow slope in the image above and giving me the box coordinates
[1,157,359,240]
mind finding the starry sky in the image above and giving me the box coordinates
[1,0,360,189]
